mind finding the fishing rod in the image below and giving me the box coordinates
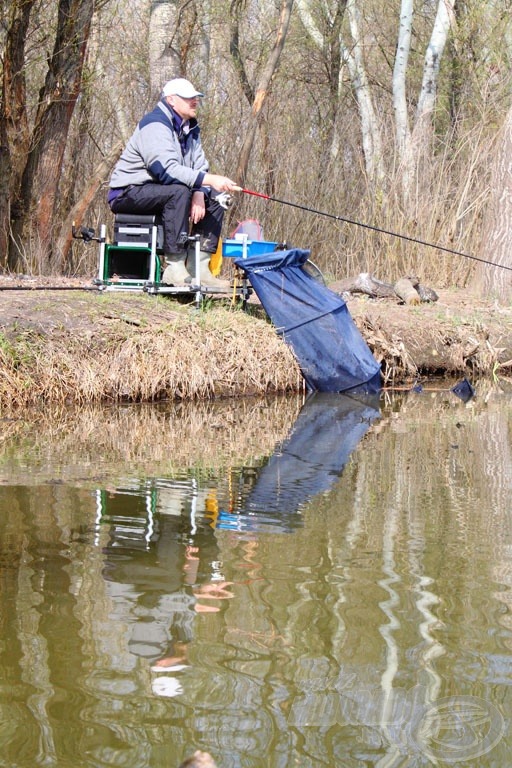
[233,186,512,274]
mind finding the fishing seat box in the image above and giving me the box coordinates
[102,214,164,284]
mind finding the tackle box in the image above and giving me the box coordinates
[222,238,278,259]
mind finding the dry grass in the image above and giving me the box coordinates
[2,283,510,408]
[0,295,302,407]
[281,120,496,291]
[348,288,512,386]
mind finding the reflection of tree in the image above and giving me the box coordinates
[0,397,302,487]
[0,489,45,765]
[3,486,151,766]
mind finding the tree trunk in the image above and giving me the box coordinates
[148,0,210,99]
[407,0,455,193]
[295,0,347,166]
[471,107,512,303]
[195,1,211,84]
[390,0,455,204]
[392,0,413,195]
[55,140,123,267]
[415,0,455,124]
[12,0,95,274]
[345,0,384,186]
[0,111,11,268]
[296,0,384,185]
[148,0,181,92]
[232,0,293,186]
[149,0,181,96]
[0,0,35,270]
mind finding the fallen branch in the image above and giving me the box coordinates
[332,272,439,304]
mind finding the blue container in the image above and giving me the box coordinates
[222,239,278,259]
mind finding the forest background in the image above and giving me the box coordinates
[1,0,512,301]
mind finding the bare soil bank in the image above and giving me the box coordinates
[0,274,510,405]
[344,287,512,385]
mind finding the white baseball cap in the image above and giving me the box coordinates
[162,78,204,99]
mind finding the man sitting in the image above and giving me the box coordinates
[108,77,239,290]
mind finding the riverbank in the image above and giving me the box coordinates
[0,275,511,406]
[346,287,512,385]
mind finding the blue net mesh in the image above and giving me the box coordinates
[237,248,381,393]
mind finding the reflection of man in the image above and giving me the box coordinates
[148,543,233,698]
[179,751,218,768]
[102,512,233,693]
[150,545,233,674]
[149,581,234,672]
[184,544,234,609]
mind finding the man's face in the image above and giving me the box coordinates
[167,94,200,120]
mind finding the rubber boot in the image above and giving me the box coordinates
[187,250,230,291]
[161,253,192,286]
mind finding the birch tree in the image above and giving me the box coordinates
[391,0,455,201]
[297,0,455,199]
[415,0,455,131]
[345,0,384,185]
[392,0,413,192]
[295,0,385,185]
[411,2,455,166]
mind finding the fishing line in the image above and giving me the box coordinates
[235,187,512,273]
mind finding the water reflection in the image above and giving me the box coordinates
[2,388,512,766]
[100,485,230,669]
[221,393,380,530]
[96,393,379,702]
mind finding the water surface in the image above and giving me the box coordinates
[1,387,512,767]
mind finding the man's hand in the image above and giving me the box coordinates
[194,581,234,600]
[203,173,240,193]
[193,580,234,613]
[190,190,206,224]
